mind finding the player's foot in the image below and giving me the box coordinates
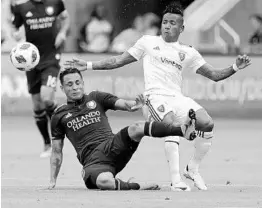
[183,166,207,190]
[181,109,197,141]
[128,177,160,190]
[171,181,191,191]
[40,144,52,158]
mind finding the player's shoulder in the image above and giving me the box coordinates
[179,42,201,56]
[88,90,105,100]
[53,103,69,115]
[179,42,194,49]
[140,35,159,42]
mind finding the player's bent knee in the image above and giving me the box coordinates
[96,172,115,190]
[128,121,145,142]
[197,117,214,132]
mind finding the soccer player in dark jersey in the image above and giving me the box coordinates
[10,0,70,157]
[48,67,197,190]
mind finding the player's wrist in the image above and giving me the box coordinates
[232,63,240,72]
[86,61,93,70]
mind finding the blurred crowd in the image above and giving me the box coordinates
[1,0,262,55]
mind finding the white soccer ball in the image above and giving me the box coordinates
[10,42,40,72]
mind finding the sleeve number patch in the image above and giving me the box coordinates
[46,75,57,88]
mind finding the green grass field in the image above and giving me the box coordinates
[1,116,262,208]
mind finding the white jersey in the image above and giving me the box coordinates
[128,35,206,96]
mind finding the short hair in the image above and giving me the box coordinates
[59,68,83,85]
[162,1,184,17]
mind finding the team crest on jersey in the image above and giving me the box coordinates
[178,52,186,61]
[157,105,165,113]
[45,6,54,15]
[86,101,96,109]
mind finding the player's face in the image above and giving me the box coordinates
[161,13,184,42]
[61,73,84,101]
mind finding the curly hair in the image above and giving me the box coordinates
[162,1,184,17]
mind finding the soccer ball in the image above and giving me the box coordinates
[10,42,40,71]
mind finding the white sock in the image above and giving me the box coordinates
[188,132,213,172]
[164,136,181,185]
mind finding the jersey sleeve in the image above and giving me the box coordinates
[11,4,23,29]
[127,36,147,60]
[51,113,65,140]
[92,91,119,111]
[57,0,66,15]
[186,48,206,73]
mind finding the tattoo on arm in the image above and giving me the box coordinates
[50,140,64,181]
[92,51,137,70]
[196,64,236,82]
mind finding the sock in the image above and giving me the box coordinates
[144,121,183,137]
[34,110,51,145]
[188,132,213,171]
[115,179,140,190]
[165,136,181,185]
[45,102,58,120]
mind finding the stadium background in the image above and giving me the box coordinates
[1,1,262,207]
[1,0,262,118]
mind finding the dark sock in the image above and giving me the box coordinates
[45,102,58,120]
[115,179,140,190]
[144,121,183,137]
[34,110,51,145]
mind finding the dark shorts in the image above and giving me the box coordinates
[26,63,60,94]
[82,127,139,189]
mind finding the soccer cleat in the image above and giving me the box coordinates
[40,144,52,158]
[128,177,160,190]
[183,166,207,190]
[171,181,191,192]
[181,109,197,141]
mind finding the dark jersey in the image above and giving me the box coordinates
[51,91,119,165]
[11,0,65,67]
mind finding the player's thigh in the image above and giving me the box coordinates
[26,69,41,95]
[195,108,214,131]
[40,65,60,103]
[145,94,174,122]
[31,93,45,111]
[168,95,203,125]
[82,164,115,189]
[108,127,139,173]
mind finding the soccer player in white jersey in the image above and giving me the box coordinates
[65,2,251,191]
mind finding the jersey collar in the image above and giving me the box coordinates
[67,95,86,106]
[160,35,180,46]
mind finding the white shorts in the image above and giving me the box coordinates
[145,94,203,126]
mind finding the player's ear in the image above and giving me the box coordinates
[180,25,184,33]
[60,85,64,92]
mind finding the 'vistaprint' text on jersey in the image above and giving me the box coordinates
[128,35,206,96]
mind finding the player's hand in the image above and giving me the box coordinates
[55,32,66,48]
[48,181,56,189]
[64,58,87,71]
[235,54,251,70]
[12,31,23,42]
[130,94,145,111]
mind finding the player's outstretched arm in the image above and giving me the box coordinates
[64,51,137,71]
[114,94,145,112]
[55,10,70,48]
[196,54,251,82]
[49,139,64,189]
